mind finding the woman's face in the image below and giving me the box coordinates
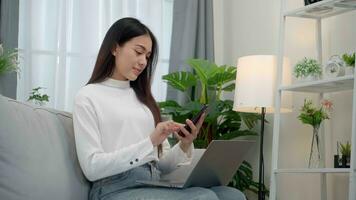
[111,34,152,81]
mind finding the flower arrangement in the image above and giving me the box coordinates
[298,99,333,168]
[293,57,322,79]
[298,99,333,128]
[0,44,19,75]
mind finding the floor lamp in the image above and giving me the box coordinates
[233,55,279,200]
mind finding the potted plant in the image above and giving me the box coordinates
[0,44,19,76]
[160,58,267,196]
[27,87,49,106]
[298,99,332,168]
[340,141,351,168]
[293,57,322,81]
[342,53,355,75]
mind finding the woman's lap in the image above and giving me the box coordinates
[102,186,245,200]
[102,187,218,200]
[91,163,246,200]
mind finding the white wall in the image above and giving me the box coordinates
[213,0,356,199]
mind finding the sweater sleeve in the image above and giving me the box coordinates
[73,94,155,181]
[157,139,194,174]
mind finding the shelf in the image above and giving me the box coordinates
[279,75,354,93]
[275,168,352,174]
[284,0,356,19]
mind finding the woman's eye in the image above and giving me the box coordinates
[135,50,144,55]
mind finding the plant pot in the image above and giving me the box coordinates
[345,67,354,76]
[334,155,342,168]
[342,155,351,168]
[304,0,323,6]
[298,75,319,83]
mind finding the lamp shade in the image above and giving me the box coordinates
[233,55,291,114]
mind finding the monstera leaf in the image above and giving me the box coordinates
[162,71,197,92]
[187,59,219,85]
[208,65,236,87]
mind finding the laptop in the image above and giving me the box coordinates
[137,140,255,188]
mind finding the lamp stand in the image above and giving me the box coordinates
[258,107,266,200]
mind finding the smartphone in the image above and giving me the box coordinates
[178,105,208,137]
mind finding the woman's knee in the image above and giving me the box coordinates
[210,186,246,200]
[186,187,219,200]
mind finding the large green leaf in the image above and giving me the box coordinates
[162,71,197,92]
[239,112,261,129]
[187,59,219,85]
[221,83,235,91]
[207,65,236,87]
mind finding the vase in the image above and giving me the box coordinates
[308,125,322,168]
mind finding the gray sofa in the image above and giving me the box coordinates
[0,95,90,200]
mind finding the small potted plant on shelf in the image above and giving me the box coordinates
[298,99,333,168]
[27,87,49,106]
[342,53,355,75]
[340,141,351,168]
[293,57,322,82]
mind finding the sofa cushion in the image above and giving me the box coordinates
[0,95,90,200]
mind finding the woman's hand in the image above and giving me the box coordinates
[175,113,206,153]
[150,120,180,146]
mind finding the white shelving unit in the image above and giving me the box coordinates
[270,0,356,200]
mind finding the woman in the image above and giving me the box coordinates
[73,17,246,200]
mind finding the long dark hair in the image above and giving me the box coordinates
[87,17,163,156]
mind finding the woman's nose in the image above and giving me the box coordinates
[139,55,147,67]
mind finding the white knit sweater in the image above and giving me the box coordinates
[73,78,192,181]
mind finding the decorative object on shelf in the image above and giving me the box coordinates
[324,55,345,78]
[0,44,19,76]
[27,87,49,106]
[298,99,333,168]
[342,52,355,75]
[293,57,322,82]
[304,0,323,6]
[234,55,291,200]
[334,142,343,168]
[340,141,351,168]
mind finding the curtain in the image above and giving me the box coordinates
[0,0,19,99]
[17,0,173,111]
[166,0,214,103]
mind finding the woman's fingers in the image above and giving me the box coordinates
[196,113,206,130]
[185,119,197,134]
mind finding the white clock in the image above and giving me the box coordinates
[324,55,345,78]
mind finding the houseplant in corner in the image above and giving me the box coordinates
[0,44,19,96]
[293,57,322,82]
[298,99,332,168]
[0,44,19,76]
[159,58,268,196]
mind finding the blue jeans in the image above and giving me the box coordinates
[90,162,246,200]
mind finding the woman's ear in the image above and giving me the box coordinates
[111,44,120,56]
